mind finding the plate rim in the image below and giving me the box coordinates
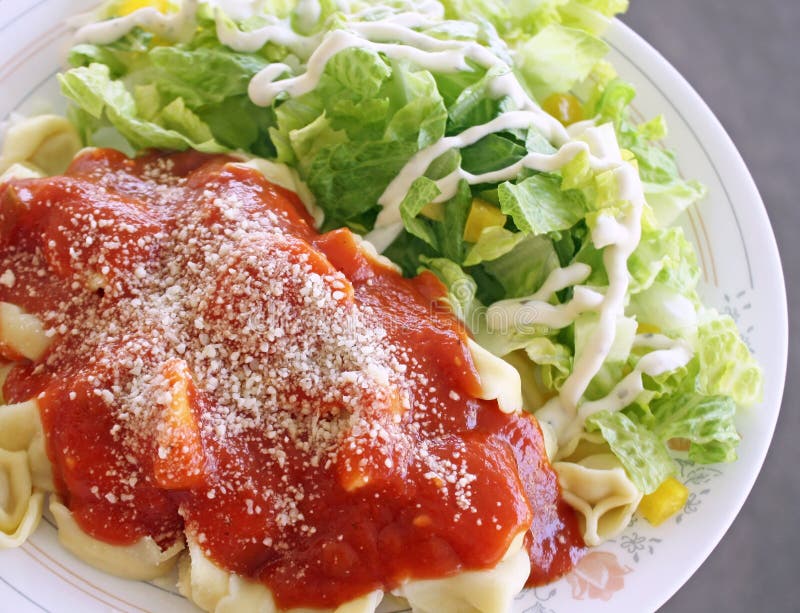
[605,18,789,611]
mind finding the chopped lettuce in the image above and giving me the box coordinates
[399,177,444,248]
[515,25,610,101]
[595,78,708,229]
[524,337,573,390]
[628,283,698,334]
[460,133,527,174]
[695,315,764,407]
[628,226,701,295]
[651,393,740,464]
[59,63,225,152]
[419,255,480,324]
[59,0,762,497]
[587,388,741,493]
[309,140,418,222]
[463,226,525,266]
[480,234,560,299]
[587,409,676,494]
[498,173,587,235]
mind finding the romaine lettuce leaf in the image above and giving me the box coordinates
[147,46,270,107]
[587,362,746,490]
[480,234,559,298]
[308,139,418,220]
[399,177,443,248]
[695,315,763,407]
[383,64,449,148]
[59,63,224,152]
[560,0,629,35]
[326,47,391,98]
[628,282,698,334]
[587,409,676,494]
[524,337,573,390]
[433,180,474,262]
[439,0,512,32]
[651,393,740,464]
[460,133,527,174]
[464,226,525,266]
[594,79,708,230]
[498,173,587,235]
[446,65,509,133]
[419,255,480,324]
[628,227,701,295]
[515,24,609,101]
[644,179,707,228]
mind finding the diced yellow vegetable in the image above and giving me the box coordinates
[638,477,689,526]
[117,0,169,17]
[463,199,506,243]
[636,322,661,335]
[542,93,584,126]
[420,201,445,222]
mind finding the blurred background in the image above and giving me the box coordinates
[622,1,798,611]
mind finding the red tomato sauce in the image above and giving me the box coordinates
[0,149,584,608]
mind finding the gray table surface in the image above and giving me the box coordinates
[622,1,798,611]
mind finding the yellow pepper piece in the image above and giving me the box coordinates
[420,201,445,222]
[117,0,169,16]
[637,322,661,335]
[463,199,506,243]
[638,477,689,526]
[542,93,584,126]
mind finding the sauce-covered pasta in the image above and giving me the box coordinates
[0,148,584,609]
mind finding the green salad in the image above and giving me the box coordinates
[59,0,762,504]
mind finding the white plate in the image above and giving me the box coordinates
[0,3,788,612]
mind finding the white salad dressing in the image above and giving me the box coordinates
[70,0,694,452]
[556,162,644,409]
[370,110,578,236]
[372,122,620,247]
[632,332,688,350]
[216,13,320,57]
[492,286,605,330]
[566,118,599,138]
[294,0,323,32]
[515,263,592,303]
[72,0,199,45]
[591,212,630,248]
[486,264,601,330]
[569,338,692,443]
[540,336,693,445]
[429,138,619,209]
[248,29,475,104]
